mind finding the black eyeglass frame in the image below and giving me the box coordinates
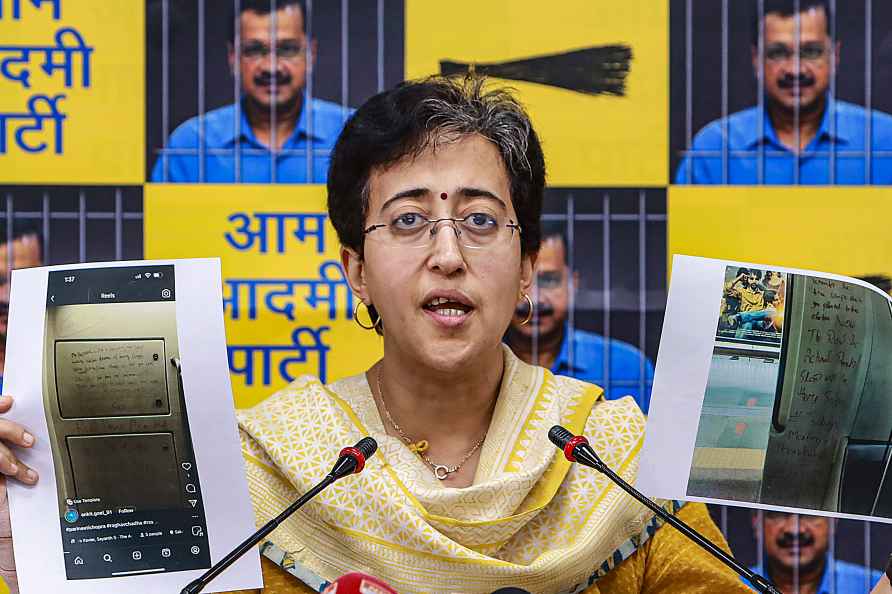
[363,214,522,247]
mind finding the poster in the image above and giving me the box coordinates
[5,259,260,593]
[0,0,145,183]
[144,184,383,409]
[640,255,892,523]
[406,0,668,186]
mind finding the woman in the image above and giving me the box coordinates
[0,77,751,593]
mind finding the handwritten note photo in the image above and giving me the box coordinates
[4,259,261,594]
[638,255,892,523]
[144,185,384,410]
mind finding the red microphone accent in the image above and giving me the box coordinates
[339,446,366,474]
[563,435,589,462]
[322,571,398,593]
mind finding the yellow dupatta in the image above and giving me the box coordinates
[237,346,671,594]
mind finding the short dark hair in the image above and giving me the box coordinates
[751,0,832,45]
[327,75,546,258]
[540,221,569,263]
[0,218,43,255]
[227,0,306,44]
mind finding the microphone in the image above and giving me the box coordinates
[321,571,399,594]
[180,437,378,594]
[319,574,531,594]
[548,426,782,594]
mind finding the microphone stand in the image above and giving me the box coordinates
[180,438,377,594]
[549,426,781,594]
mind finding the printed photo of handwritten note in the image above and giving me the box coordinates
[55,339,169,417]
[3,259,262,594]
[638,255,892,522]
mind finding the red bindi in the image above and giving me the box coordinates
[440,192,448,200]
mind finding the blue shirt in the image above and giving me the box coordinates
[748,559,883,594]
[151,96,351,183]
[676,97,892,185]
[551,325,654,413]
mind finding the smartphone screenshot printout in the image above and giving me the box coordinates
[43,265,210,579]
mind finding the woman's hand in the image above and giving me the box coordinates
[0,395,37,594]
[0,396,38,486]
[0,476,18,594]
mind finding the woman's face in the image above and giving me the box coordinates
[343,134,534,373]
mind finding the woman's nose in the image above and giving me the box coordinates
[426,223,466,274]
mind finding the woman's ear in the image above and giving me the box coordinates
[520,251,537,294]
[341,246,369,303]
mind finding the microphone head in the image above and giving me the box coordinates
[491,589,532,594]
[332,437,379,478]
[548,425,574,449]
[355,436,378,461]
[322,571,398,594]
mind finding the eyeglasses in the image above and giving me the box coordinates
[536,270,564,290]
[240,41,307,61]
[764,512,826,526]
[363,212,521,250]
[764,42,829,63]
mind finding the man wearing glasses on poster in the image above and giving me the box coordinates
[676,0,892,185]
[752,511,883,594]
[503,224,654,412]
[152,0,349,183]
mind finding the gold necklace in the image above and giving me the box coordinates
[375,366,486,480]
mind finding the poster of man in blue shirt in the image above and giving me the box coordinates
[676,0,892,185]
[151,0,349,183]
[0,220,43,394]
[503,223,654,413]
[748,512,883,594]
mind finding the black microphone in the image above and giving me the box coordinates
[180,437,378,594]
[548,426,782,594]
[490,588,532,593]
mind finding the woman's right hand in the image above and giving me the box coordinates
[0,395,40,594]
[0,396,38,486]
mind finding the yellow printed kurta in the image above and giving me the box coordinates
[227,502,748,593]
[231,346,750,593]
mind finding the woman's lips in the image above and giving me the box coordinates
[422,306,473,328]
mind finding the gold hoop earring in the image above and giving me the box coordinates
[353,301,381,330]
[519,292,534,326]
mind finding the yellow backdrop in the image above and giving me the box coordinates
[406,0,668,186]
[668,186,892,281]
[144,184,383,408]
[0,0,144,183]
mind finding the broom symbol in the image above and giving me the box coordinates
[440,45,633,96]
